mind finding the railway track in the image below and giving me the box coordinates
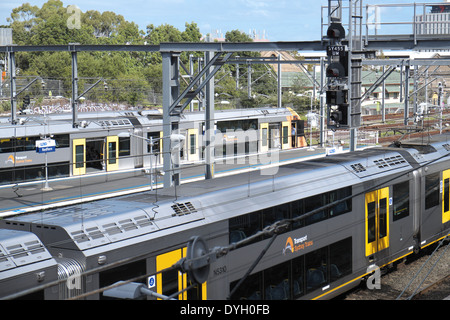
[341,238,450,300]
[359,110,450,145]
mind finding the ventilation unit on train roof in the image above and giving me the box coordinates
[0,229,53,272]
[0,199,205,252]
[345,153,410,178]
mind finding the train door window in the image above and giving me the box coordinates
[282,121,290,150]
[365,187,390,257]
[157,250,183,300]
[260,123,269,152]
[190,134,195,155]
[305,247,328,293]
[262,128,268,146]
[106,136,119,172]
[187,128,199,161]
[425,172,440,209]
[73,138,86,176]
[442,170,450,223]
[393,181,409,221]
[283,125,289,145]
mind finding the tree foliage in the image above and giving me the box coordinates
[3,1,305,110]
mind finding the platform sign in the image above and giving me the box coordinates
[36,139,56,153]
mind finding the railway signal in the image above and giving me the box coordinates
[326,21,350,129]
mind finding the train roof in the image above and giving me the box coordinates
[0,107,296,137]
[0,229,55,277]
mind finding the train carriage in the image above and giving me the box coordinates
[0,107,305,186]
[0,134,449,300]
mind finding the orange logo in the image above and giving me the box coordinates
[5,155,14,164]
[283,237,294,255]
[282,235,313,255]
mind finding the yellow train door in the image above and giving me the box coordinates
[156,248,207,300]
[106,136,119,172]
[365,187,390,257]
[442,169,450,224]
[73,138,86,176]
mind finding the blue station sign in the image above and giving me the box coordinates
[36,139,56,153]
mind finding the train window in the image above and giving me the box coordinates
[99,260,146,300]
[329,237,352,281]
[54,134,70,148]
[0,138,13,153]
[393,181,409,221]
[119,137,130,156]
[230,272,263,300]
[229,238,352,299]
[264,261,290,300]
[305,247,328,293]
[147,132,161,153]
[229,188,352,248]
[292,255,305,298]
[263,204,289,230]
[329,187,352,217]
[425,172,440,209]
[0,169,12,184]
[305,194,327,225]
[291,199,305,229]
[229,212,261,245]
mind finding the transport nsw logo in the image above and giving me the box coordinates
[5,155,32,165]
[282,235,313,255]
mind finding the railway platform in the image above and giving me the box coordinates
[0,146,332,217]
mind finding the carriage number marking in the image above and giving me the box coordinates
[213,266,227,276]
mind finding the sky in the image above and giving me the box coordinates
[0,0,445,42]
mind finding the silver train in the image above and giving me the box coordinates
[1,134,449,300]
[0,107,305,185]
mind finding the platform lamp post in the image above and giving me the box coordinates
[118,131,158,191]
[118,131,185,191]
